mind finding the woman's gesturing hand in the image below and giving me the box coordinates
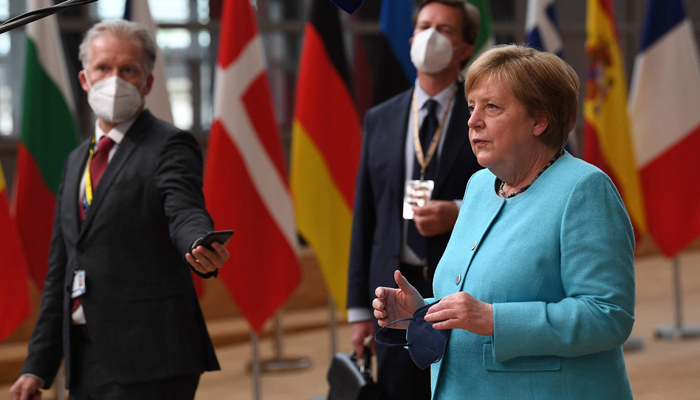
[424,292,494,336]
[372,270,425,329]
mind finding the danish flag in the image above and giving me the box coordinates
[203,0,300,332]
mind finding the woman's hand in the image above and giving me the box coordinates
[373,270,425,329]
[424,292,494,336]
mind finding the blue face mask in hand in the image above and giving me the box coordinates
[374,301,450,370]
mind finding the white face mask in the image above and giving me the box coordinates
[85,74,145,123]
[410,28,454,74]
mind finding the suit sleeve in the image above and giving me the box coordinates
[346,112,377,310]
[21,165,69,389]
[492,171,635,362]
[155,131,214,275]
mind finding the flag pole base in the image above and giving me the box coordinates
[247,357,311,374]
[621,337,644,352]
[655,325,700,340]
[257,357,312,373]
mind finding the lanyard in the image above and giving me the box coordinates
[84,135,98,208]
[412,86,457,180]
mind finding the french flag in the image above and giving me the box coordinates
[628,0,700,257]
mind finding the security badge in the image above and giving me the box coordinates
[403,87,456,221]
[72,270,86,299]
[403,179,434,219]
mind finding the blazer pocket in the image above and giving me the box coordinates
[126,282,189,301]
[483,344,561,372]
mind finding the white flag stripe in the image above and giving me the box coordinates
[27,0,76,114]
[129,0,174,124]
[214,36,266,101]
[629,19,700,167]
[213,39,298,252]
[525,0,563,53]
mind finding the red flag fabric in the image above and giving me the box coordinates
[0,165,32,343]
[203,0,300,333]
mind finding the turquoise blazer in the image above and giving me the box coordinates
[428,152,635,399]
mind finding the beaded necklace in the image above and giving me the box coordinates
[499,148,564,199]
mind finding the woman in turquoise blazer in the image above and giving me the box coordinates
[373,45,635,399]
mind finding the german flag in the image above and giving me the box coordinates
[290,0,362,312]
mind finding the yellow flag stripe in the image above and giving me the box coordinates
[584,0,647,233]
[0,164,6,193]
[290,121,352,311]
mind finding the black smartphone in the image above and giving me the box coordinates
[193,230,233,251]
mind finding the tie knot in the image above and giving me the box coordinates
[425,99,438,116]
[95,136,115,155]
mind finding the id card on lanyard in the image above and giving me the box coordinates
[403,87,457,219]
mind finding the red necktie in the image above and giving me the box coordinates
[79,136,115,221]
[73,136,115,316]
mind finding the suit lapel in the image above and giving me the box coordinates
[79,111,154,239]
[434,85,470,195]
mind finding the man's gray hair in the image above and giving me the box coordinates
[79,20,156,75]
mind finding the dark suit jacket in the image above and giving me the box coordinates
[21,110,219,389]
[347,85,481,310]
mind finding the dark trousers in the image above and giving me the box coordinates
[69,326,200,400]
[374,264,433,400]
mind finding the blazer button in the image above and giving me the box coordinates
[471,241,477,250]
[455,274,461,285]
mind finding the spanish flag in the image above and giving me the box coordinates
[0,164,31,343]
[290,0,362,311]
[583,0,647,238]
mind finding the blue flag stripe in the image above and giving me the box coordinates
[379,0,416,84]
[639,0,686,53]
[123,0,132,20]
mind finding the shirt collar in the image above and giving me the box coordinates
[415,79,457,114]
[93,113,139,145]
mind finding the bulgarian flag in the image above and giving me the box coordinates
[290,0,362,311]
[629,0,700,256]
[0,164,32,343]
[583,0,647,240]
[12,0,79,289]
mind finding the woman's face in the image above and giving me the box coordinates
[467,78,547,175]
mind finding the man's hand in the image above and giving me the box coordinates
[9,375,42,400]
[412,200,459,237]
[351,321,375,357]
[186,239,230,274]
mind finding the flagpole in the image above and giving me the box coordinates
[328,294,337,358]
[655,257,700,339]
[250,331,262,400]
[258,312,311,372]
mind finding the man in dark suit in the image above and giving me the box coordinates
[9,20,227,400]
[347,1,481,399]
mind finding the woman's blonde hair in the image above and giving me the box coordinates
[464,44,580,149]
